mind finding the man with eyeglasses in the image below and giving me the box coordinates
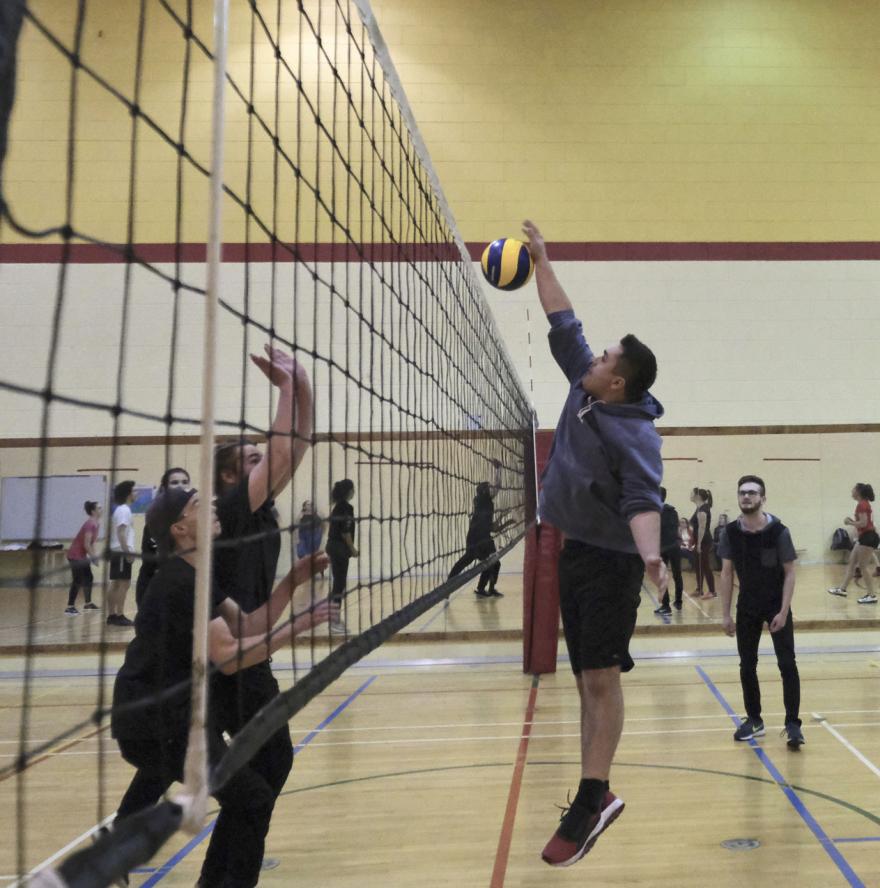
[717,475,804,750]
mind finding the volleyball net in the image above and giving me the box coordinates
[0,0,533,883]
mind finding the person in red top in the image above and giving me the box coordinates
[828,483,878,605]
[66,501,102,615]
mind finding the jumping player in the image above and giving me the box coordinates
[522,220,666,867]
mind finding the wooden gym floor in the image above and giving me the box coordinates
[1,627,878,886]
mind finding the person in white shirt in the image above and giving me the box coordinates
[108,480,137,627]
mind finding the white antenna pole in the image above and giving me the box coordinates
[177,0,227,834]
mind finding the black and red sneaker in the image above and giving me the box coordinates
[541,790,625,867]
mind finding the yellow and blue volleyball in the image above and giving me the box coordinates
[480,238,534,291]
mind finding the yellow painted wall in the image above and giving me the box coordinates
[5,0,880,244]
[374,0,880,241]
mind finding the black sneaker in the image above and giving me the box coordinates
[83,602,100,610]
[783,722,805,750]
[733,717,765,741]
[489,589,504,598]
[116,615,134,627]
[106,615,119,626]
[673,600,682,610]
[94,825,129,887]
[64,606,80,616]
[475,589,491,597]
[653,603,672,615]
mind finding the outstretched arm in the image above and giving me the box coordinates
[209,597,338,675]
[217,551,330,639]
[248,345,314,512]
[522,220,572,315]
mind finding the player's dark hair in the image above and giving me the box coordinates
[160,466,190,490]
[855,482,875,502]
[332,479,355,503]
[617,334,657,402]
[659,486,667,502]
[113,480,135,505]
[214,441,245,493]
[83,500,99,515]
[692,487,713,507]
[737,475,766,496]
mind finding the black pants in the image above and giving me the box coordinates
[326,540,351,602]
[212,661,294,801]
[659,546,683,606]
[448,539,499,592]
[115,724,274,888]
[67,560,93,606]
[736,609,801,725]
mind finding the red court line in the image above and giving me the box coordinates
[0,723,110,784]
[490,675,539,888]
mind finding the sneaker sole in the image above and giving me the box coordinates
[734,727,765,741]
[543,797,625,867]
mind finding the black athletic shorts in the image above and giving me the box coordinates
[559,539,644,675]
[109,553,133,580]
[858,530,880,549]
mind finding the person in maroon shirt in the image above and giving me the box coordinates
[65,501,102,615]
[828,483,878,604]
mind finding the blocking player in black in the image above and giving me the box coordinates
[210,345,313,844]
[111,487,334,887]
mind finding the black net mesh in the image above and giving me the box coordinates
[0,0,532,883]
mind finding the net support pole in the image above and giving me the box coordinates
[175,0,228,836]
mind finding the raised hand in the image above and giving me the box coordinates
[522,219,548,264]
[250,343,306,389]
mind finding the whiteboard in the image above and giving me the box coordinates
[0,476,108,542]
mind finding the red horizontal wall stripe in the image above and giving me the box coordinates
[2,241,880,263]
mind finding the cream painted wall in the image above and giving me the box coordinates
[1,259,525,439]
[482,258,880,427]
[4,257,878,438]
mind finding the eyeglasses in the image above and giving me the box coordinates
[738,490,762,497]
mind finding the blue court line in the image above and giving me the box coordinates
[834,837,880,843]
[696,665,866,888]
[139,674,377,886]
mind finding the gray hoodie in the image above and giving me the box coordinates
[539,310,664,554]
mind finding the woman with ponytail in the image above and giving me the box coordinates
[689,487,716,599]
